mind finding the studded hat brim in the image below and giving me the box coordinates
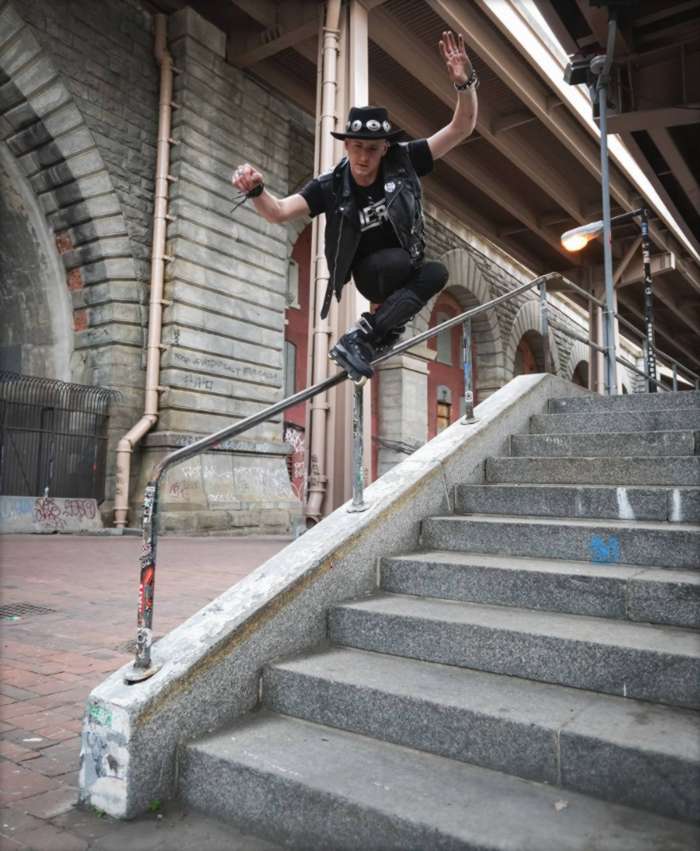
[330,128,403,140]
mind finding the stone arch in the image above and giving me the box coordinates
[0,2,143,390]
[564,339,590,385]
[416,247,505,400]
[506,299,561,378]
[618,363,634,395]
[0,141,72,378]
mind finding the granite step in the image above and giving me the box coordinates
[181,711,699,850]
[529,409,700,434]
[510,430,697,458]
[380,551,700,627]
[263,646,700,821]
[455,483,700,522]
[548,391,700,414]
[329,593,700,709]
[420,514,700,570]
[485,455,700,487]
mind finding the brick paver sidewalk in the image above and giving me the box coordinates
[0,534,290,850]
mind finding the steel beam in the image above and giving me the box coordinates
[370,7,585,224]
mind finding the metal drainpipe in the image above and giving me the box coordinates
[304,0,341,524]
[114,13,174,527]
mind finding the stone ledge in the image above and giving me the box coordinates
[142,431,290,456]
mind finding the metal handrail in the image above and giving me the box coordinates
[123,266,696,682]
[124,270,560,682]
[551,276,700,387]
[548,319,670,390]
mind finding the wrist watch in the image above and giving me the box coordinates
[454,67,478,91]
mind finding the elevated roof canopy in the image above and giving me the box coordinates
[153,0,700,375]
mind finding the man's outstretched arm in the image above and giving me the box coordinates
[232,163,310,224]
[427,30,478,161]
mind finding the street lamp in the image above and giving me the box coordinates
[561,220,603,252]
[563,4,623,395]
[560,208,657,392]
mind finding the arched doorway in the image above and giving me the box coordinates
[514,330,542,376]
[0,142,72,379]
[572,361,589,388]
[427,291,476,439]
[507,300,561,379]
[283,225,312,503]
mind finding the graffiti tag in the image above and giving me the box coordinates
[590,535,621,564]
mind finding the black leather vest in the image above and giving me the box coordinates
[318,143,426,319]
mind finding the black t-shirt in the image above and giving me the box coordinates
[299,139,433,262]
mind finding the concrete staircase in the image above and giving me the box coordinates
[179,390,700,850]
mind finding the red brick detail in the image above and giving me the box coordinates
[67,268,83,291]
[73,309,88,332]
[54,231,72,255]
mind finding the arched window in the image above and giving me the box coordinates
[436,313,453,365]
[427,292,477,439]
[284,340,297,398]
[436,385,452,433]
[514,331,541,375]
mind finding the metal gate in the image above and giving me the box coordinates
[0,372,117,501]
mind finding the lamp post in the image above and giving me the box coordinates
[563,10,620,395]
[561,208,657,392]
[592,51,618,396]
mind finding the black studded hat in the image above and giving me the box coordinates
[331,105,402,141]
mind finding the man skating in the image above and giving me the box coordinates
[232,30,477,383]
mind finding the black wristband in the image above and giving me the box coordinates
[454,67,478,91]
[246,183,264,198]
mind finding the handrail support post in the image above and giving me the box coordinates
[348,383,369,513]
[539,280,552,374]
[461,318,477,423]
[124,481,162,683]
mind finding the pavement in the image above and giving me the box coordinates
[0,533,291,851]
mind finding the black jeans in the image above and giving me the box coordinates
[352,248,448,305]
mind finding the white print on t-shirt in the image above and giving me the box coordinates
[358,198,388,231]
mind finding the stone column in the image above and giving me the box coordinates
[376,347,432,476]
[132,8,301,533]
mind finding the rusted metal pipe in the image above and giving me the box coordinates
[114,14,174,527]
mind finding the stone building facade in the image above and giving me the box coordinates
[1,0,617,534]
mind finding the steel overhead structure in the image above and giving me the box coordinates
[158,0,700,375]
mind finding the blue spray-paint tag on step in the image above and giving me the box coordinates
[590,535,620,564]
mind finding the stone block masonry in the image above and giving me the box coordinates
[424,209,584,382]
[2,0,308,533]
[0,0,160,521]
[144,6,309,533]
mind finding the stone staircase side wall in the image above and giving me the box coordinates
[78,373,588,819]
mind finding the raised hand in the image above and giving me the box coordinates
[232,163,263,195]
[438,30,472,86]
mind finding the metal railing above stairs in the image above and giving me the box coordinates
[123,269,698,683]
[545,276,700,394]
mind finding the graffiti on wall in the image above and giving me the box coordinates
[0,496,100,532]
[284,423,306,503]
